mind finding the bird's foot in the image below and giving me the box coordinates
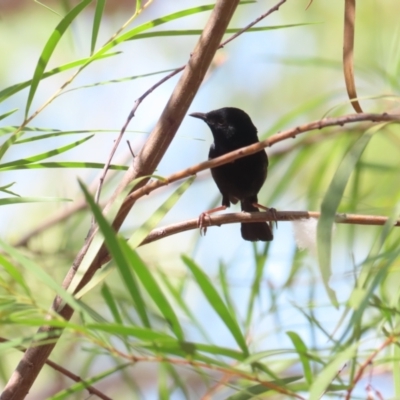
[197,205,227,236]
[252,203,278,229]
[198,212,211,236]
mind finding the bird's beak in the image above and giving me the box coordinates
[189,112,207,121]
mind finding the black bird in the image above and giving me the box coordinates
[190,107,273,241]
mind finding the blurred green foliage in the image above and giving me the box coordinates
[0,1,400,399]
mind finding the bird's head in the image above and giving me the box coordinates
[190,107,258,147]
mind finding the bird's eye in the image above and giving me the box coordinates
[215,119,225,127]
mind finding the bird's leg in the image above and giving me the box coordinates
[198,205,227,236]
[252,203,278,229]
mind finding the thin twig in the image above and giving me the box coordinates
[220,0,287,47]
[126,140,136,159]
[0,337,111,400]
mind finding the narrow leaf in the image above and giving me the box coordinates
[309,343,358,400]
[90,0,106,54]
[101,284,123,324]
[0,109,18,121]
[227,377,302,400]
[0,254,32,297]
[0,135,93,169]
[86,323,175,341]
[317,125,381,306]
[26,0,93,115]
[0,182,20,197]
[0,238,88,315]
[0,162,127,171]
[120,243,185,341]
[78,181,150,327]
[85,3,248,64]
[129,24,316,40]
[0,197,71,206]
[182,255,248,355]
[60,68,176,96]
[287,331,313,385]
[0,52,119,104]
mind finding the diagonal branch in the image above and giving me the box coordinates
[0,337,111,400]
[122,112,400,209]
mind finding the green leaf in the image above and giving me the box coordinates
[86,323,175,341]
[128,24,316,40]
[287,331,313,385]
[0,332,63,354]
[78,181,151,328]
[60,68,176,96]
[191,343,245,361]
[86,3,238,64]
[0,126,58,136]
[157,268,212,343]
[158,363,169,400]
[0,196,71,206]
[100,283,122,324]
[0,254,31,297]
[309,343,358,400]
[182,255,248,356]
[0,162,127,171]
[245,246,268,329]
[0,135,93,170]
[227,376,302,400]
[0,53,119,104]
[162,363,190,399]
[0,238,88,315]
[0,182,20,197]
[26,0,93,116]
[90,0,105,54]
[339,245,400,344]
[0,109,18,122]
[317,124,385,306]
[120,243,185,341]
[218,262,236,318]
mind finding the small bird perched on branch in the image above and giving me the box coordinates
[190,107,273,241]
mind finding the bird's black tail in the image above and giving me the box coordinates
[240,202,273,242]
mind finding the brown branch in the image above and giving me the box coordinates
[0,1,244,399]
[123,112,400,209]
[0,337,111,400]
[139,211,400,246]
[343,0,362,113]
